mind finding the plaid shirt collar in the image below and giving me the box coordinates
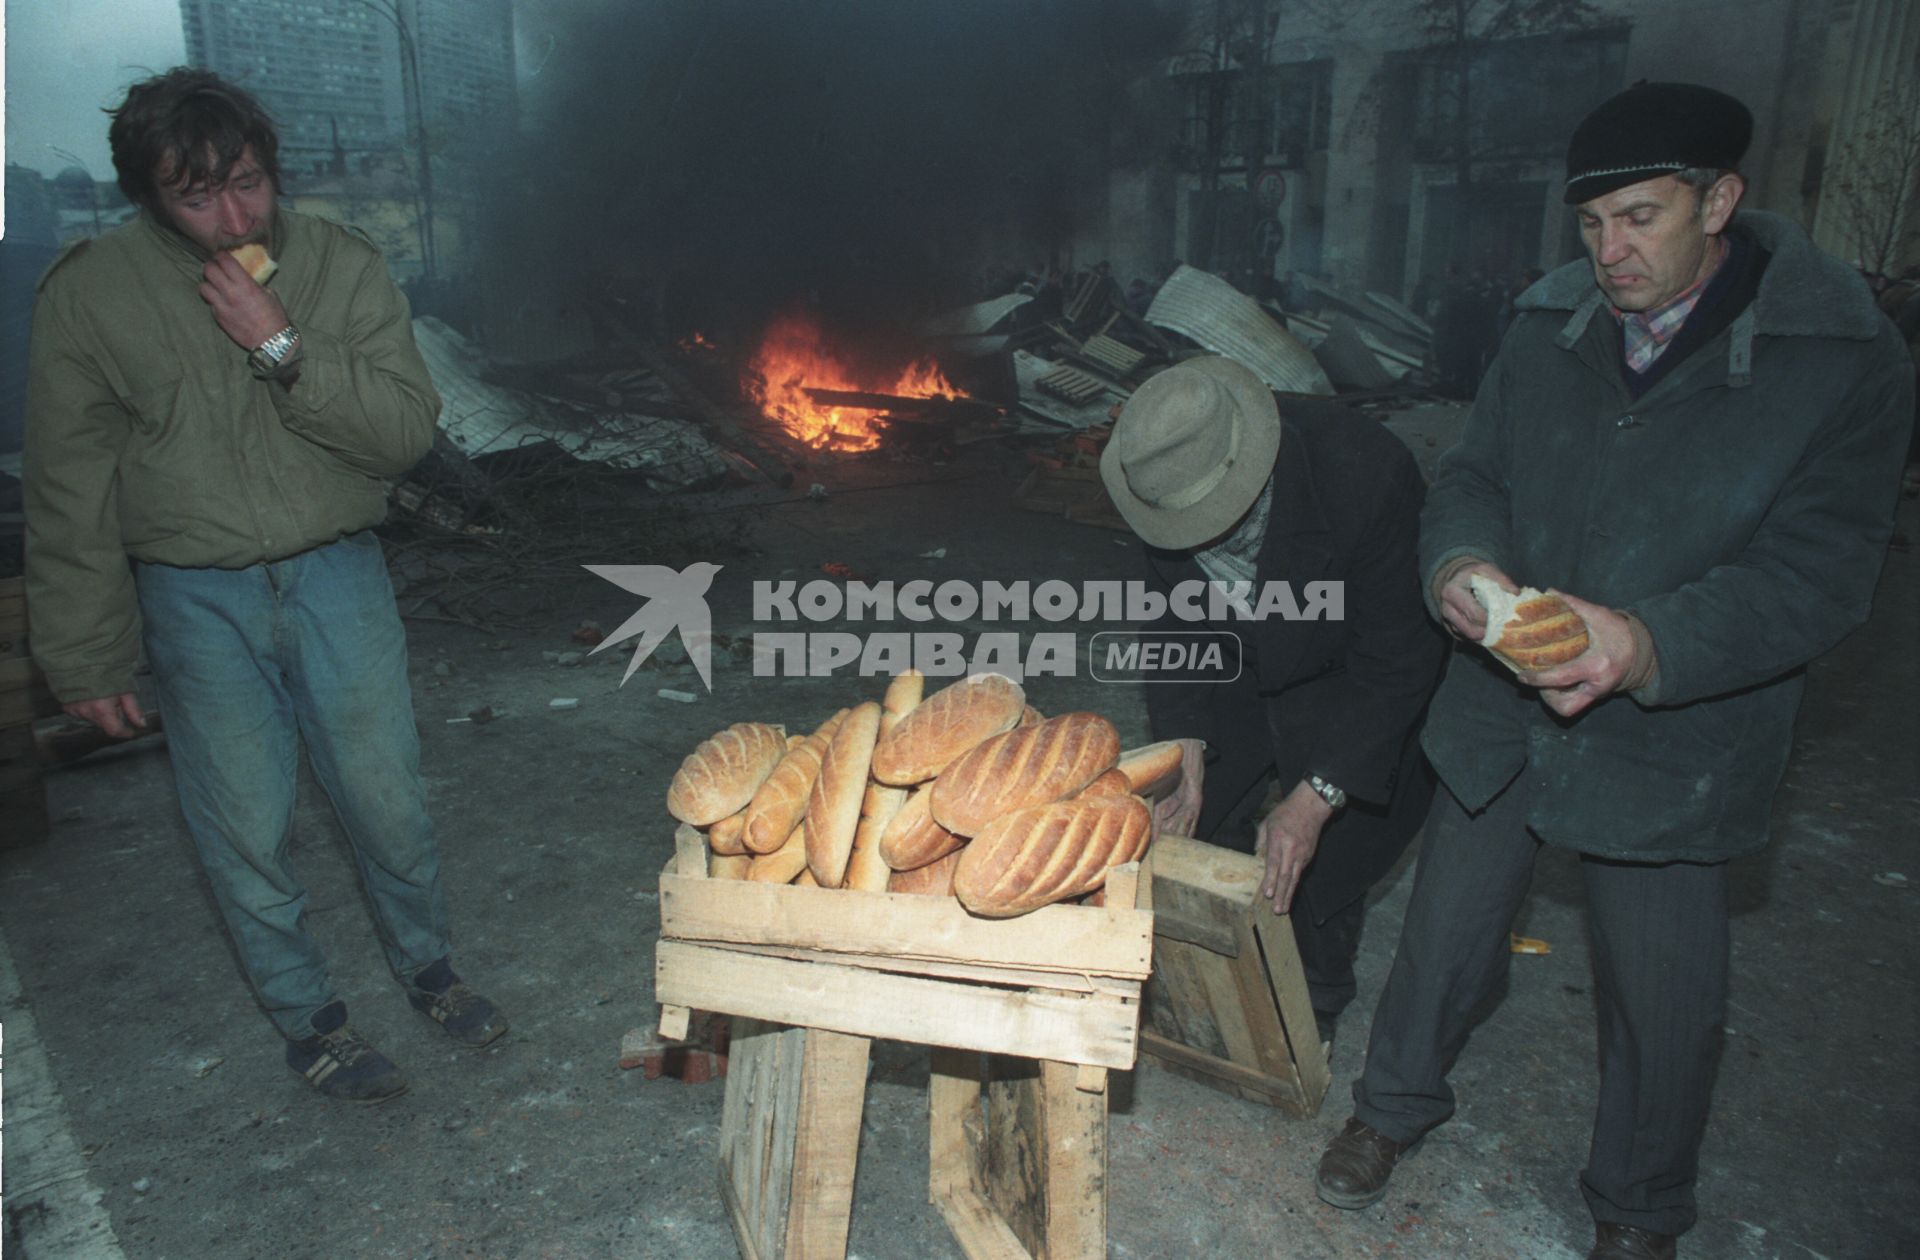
[1612,236,1728,373]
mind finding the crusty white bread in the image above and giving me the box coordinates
[747,819,810,883]
[228,242,278,283]
[742,709,846,853]
[795,868,821,887]
[708,853,752,880]
[806,701,882,888]
[870,673,1024,785]
[1470,574,1591,672]
[887,846,963,896]
[1115,741,1187,800]
[666,722,788,825]
[879,783,966,870]
[930,712,1121,836]
[953,794,1153,917]
[1077,768,1134,798]
[846,673,927,891]
[707,811,748,856]
[1018,705,1044,727]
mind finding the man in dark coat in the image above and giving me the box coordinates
[1314,83,1914,1260]
[1100,357,1446,1044]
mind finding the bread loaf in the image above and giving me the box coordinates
[870,673,1024,785]
[795,868,821,888]
[742,710,847,853]
[1078,768,1134,798]
[708,853,752,880]
[878,783,965,870]
[1470,575,1590,672]
[748,819,810,883]
[930,712,1121,835]
[667,722,788,825]
[888,847,963,896]
[1018,705,1045,727]
[953,795,1152,917]
[846,672,926,891]
[228,243,278,284]
[1115,741,1186,799]
[806,701,882,887]
[707,811,748,856]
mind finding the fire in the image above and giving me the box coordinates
[744,312,965,451]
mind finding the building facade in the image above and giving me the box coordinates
[1094,0,1919,303]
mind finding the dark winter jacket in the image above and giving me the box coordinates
[1420,211,1913,862]
[1146,396,1448,917]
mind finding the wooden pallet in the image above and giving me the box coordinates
[1079,335,1144,378]
[1139,835,1330,1116]
[1034,365,1109,405]
[655,824,1153,1259]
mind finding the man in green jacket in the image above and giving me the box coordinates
[1313,84,1912,1259]
[24,69,505,1103]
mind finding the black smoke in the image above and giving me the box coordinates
[493,0,1181,355]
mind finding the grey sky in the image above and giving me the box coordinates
[5,0,186,179]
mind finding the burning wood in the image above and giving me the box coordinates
[743,312,971,452]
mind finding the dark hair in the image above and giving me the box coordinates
[107,68,281,212]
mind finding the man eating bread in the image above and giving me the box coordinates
[1101,358,1447,1050]
[24,69,505,1103]
[1315,83,1914,1259]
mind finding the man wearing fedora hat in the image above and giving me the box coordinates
[1102,356,1447,1048]
[1313,82,1913,1260]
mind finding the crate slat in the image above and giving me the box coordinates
[656,941,1141,1069]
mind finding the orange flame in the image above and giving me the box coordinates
[744,312,965,451]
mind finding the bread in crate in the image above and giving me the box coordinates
[671,673,1167,917]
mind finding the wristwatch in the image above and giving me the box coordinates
[1306,774,1348,810]
[247,323,301,376]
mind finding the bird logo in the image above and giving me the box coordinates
[584,562,723,690]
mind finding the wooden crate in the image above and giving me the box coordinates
[1139,835,1330,1116]
[655,824,1154,1260]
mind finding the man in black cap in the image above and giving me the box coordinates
[1313,82,1913,1259]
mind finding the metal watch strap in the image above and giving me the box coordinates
[247,324,300,375]
[1307,774,1347,810]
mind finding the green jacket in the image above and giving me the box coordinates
[1419,211,1912,863]
[24,208,440,702]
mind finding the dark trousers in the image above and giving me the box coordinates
[1353,777,1729,1236]
[1196,722,1366,1021]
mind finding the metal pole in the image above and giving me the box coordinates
[355,0,437,282]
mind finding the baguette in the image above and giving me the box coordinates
[748,819,810,883]
[1115,741,1187,800]
[930,712,1120,836]
[707,811,748,856]
[227,242,278,284]
[806,701,882,887]
[888,847,963,896]
[708,853,752,880]
[878,783,965,870]
[870,673,1024,785]
[1077,768,1134,798]
[953,795,1152,917]
[667,722,788,825]
[1470,575,1590,672]
[846,672,926,892]
[742,709,847,853]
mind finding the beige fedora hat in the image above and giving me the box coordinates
[1100,356,1281,549]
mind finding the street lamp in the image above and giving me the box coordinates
[353,0,437,283]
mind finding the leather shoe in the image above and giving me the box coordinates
[1315,1117,1420,1209]
[1588,1222,1677,1260]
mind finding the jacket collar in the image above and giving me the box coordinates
[138,204,290,276]
[1517,210,1885,344]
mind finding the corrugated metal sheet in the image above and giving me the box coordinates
[919,293,1033,337]
[413,317,727,491]
[1146,266,1334,396]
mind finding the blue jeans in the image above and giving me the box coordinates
[135,530,451,1040]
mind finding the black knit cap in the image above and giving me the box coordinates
[1563,81,1752,205]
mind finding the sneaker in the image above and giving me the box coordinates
[285,1001,408,1104]
[407,958,508,1047]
